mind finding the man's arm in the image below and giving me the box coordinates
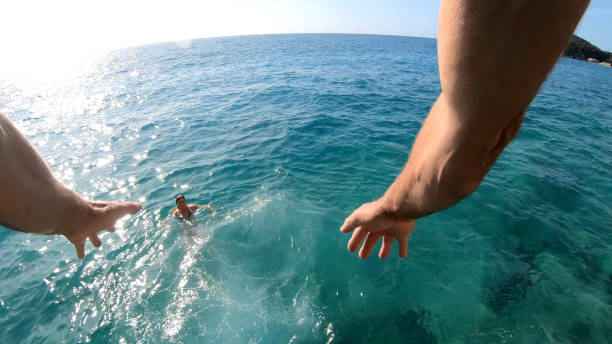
[341,0,590,259]
[0,114,141,258]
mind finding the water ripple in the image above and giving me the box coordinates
[0,34,610,343]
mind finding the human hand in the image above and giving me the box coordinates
[340,200,415,259]
[58,201,141,259]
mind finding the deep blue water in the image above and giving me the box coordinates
[0,34,611,343]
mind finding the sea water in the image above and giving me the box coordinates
[0,34,610,343]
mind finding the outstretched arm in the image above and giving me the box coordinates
[205,204,215,215]
[341,0,590,259]
[0,114,141,258]
[189,204,215,215]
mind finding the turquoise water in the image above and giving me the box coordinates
[0,34,611,343]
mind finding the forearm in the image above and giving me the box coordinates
[380,96,487,218]
[0,114,91,234]
[438,0,589,132]
[380,0,589,219]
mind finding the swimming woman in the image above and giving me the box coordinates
[170,194,215,220]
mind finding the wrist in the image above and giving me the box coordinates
[378,192,421,221]
[379,158,480,220]
[53,186,94,236]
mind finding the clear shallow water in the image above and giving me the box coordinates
[0,34,610,343]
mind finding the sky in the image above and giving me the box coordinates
[0,0,610,73]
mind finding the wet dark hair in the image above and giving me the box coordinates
[176,194,186,205]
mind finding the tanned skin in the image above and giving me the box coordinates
[0,114,141,258]
[340,0,590,259]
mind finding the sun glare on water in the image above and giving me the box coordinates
[0,48,107,87]
[1,0,302,89]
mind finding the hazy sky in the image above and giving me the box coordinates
[1,0,610,68]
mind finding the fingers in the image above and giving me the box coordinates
[342,206,415,259]
[359,233,381,259]
[66,200,141,259]
[89,201,109,208]
[89,200,142,213]
[68,234,102,259]
[397,237,409,258]
[60,201,141,260]
[347,227,367,252]
[379,235,394,259]
[89,234,102,247]
[74,240,85,259]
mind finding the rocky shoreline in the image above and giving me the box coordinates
[563,35,611,67]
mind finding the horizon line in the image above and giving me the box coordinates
[108,32,437,52]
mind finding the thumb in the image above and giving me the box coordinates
[95,202,142,230]
[340,214,359,233]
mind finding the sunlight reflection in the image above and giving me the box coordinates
[95,156,114,168]
[163,223,213,339]
[0,47,108,89]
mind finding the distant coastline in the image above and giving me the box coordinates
[563,35,611,67]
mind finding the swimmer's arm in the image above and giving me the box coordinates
[190,204,215,215]
[341,0,589,259]
[0,114,141,258]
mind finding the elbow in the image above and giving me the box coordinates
[437,150,483,202]
[454,178,480,199]
[442,163,482,201]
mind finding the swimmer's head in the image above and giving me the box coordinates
[176,194,188,210]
